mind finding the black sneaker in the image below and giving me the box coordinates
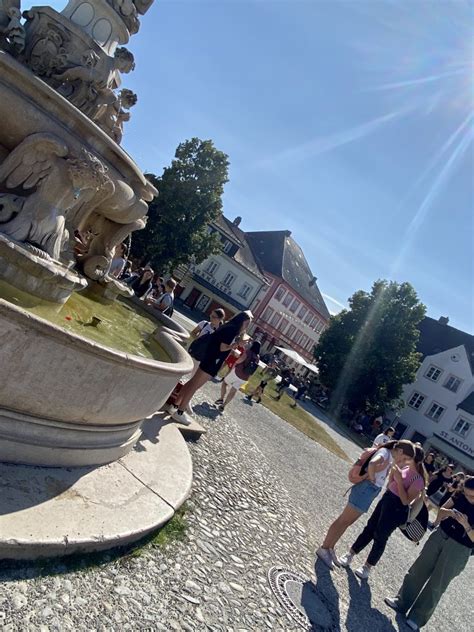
[214,398,224,406]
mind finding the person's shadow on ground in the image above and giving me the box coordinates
[345,569,397,632]
[193,401,221,420]
[300,558,341,631]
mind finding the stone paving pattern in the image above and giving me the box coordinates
[1,383,472,631]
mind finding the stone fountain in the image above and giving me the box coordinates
[0,1,195,558]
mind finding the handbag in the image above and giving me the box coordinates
[399,496,429,544]
[188,332,212,362]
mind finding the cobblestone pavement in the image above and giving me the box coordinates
[0,383,471,631]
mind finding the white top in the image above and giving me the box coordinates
[196,320,215,337]
[373,432,390,447]
[374,447,392,487]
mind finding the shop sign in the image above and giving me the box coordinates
[437,431,474,457]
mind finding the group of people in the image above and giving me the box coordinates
[315,433,473,630]
[108,244,178,316]
[168,310,257,426]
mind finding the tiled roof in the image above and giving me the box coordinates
[245,230,330,320]
[212,215,266,282]
[418,317,474,374]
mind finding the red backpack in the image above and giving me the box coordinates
[348,447,382,484]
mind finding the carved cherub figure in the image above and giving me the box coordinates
[54,47,135,118]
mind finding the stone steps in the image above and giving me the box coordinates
[0,415,193,560]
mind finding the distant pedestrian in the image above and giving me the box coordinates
[316,440,412,570]
[216,341,261,412]
[337,444,427,579]
[146,278,177,316]
[423,453,436,477]
[427,464,454,505]
[385,476,474,630]
[246,378,268,404]
[373,426,395,447]
[130,266,154,298]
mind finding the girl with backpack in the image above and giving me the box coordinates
[216,341,261,412]
[317,440,413,569]
[338,444,428,579]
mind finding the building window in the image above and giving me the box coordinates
[289,298,301,313]
[222,271,236,287]
[275,286,286,301]
[452,418,472,438]
[238,283,252,299]
[444,375,462,393]
[293,330,303,344]
[315,320,325,333]
[283,292,293,308]
[279,318,289,333]
[287,324,296,338]
[310,316,319,328]
[408,392,425,410]
[300,334,308,348]
[425,366,442,382]
[270,312,281,328]
[425,402,445,422]
[205,260,219,275]
[222,240,233,254]
[298,305,308,320]
[262,306,274,322]
[195,294,210,312]
[304,311,313,325]
[306,338,315,351]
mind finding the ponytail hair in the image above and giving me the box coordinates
[414,444,428,486]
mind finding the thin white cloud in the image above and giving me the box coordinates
[257,108,410,168]
[322,293,346,314]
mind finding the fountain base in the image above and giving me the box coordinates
[0,415,193,559]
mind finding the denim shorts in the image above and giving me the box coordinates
[348,479,381,513]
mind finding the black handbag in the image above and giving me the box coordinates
[188,332,212,362]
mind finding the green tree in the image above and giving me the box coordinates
[314,280,426,415]
[131,138,229,270]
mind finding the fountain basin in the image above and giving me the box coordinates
[0,298,193,467]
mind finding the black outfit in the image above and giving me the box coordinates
[352,490,409,566]
[131,276,152,298]
[439,481,460,507]
[427,472,453,497]
[440,494,474,550]
[424,461,436,476]
[199,324,241,377]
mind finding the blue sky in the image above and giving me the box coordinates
[49,0,473,332]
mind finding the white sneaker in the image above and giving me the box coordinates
[384,597,401,612]
[171,409,193,426]
[337,552,353,568]
[406,619,419,631]
[316,547,335,570]
[355,565,371,580]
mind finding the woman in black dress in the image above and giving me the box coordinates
[171,311,252,425]
[427,464,454,503]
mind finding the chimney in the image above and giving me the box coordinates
[309,276,317,287]
[233,216,242,227]
[438,316,449,326]
[284,230,292,237]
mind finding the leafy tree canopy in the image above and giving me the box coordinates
[314,280,426,415]
[131,138,229,271]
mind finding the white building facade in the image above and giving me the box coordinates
[176,216,267,318]
[391,335,474,474]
